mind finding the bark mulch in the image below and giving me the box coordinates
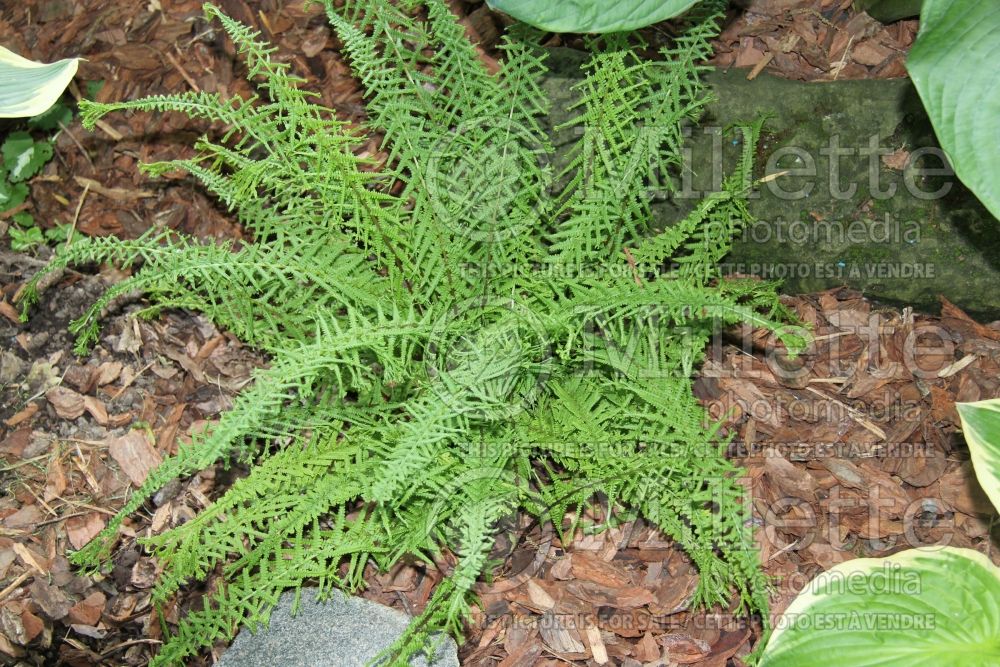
[445,289,1000,666]
[711,0,918,80]
[2,1,997,666]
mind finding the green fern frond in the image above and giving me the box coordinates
[202,4,310,108]
[547,6,723,268]
[79,92,259,136]
[23,2,804,664]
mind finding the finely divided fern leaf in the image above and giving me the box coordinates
[22,2,796,664]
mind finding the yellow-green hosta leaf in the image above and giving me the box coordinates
[957,398,1000,515]
[0,46,80,119]
[907,0,1000,220]
[761,547,1000,667]
[485,0,702,33]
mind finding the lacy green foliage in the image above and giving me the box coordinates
[22,2,803,664]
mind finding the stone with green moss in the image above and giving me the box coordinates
[542,49,1000,319]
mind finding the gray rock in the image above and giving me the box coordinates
[0,350,24,385]
[540,49,1000,319]
[216,588,459,667]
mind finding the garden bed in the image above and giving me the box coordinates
[1,0,997,665]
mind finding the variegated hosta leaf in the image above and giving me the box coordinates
[0,46,79,118]
[761,547,1000,667]
[957,397,1000,515]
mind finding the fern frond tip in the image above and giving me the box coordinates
[78,100,119,130]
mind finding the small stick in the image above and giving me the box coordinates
[73,443,103,496]
[831,36,856,81]
[0,571,32,602]
[73,175,155,201]
[623,247,643,287]
[749,33,800,81]
[759,170,789,184]
[111,360,155,401]
[747,53,774,81]
[56,495,120,516]
[812,331,850,342]
[58,121,96,172]
[0,202,31,220]
[258,10,274,35]
[68,81,123,140]
[36,511,89,528]
[805,385,887,440]
[66,180,90,248]
[100,638,163,657]
[19,481,58,518]
[165,48,201,93]
[0,454,48,473]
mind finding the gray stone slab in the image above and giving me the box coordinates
[216,588,459,667]
[541,48,1000,319]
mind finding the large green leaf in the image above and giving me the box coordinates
[484,0,702,33]
[854,0,923,23]
[761,547,1000,667]
[0,46,79,119]
[907,1,1000,220]
[957,398,1000,515]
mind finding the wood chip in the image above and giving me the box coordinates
[65,513,107,550]
[549,556,573,580]
[4,402,39,428]
[658,634,711,663]
[43,454,68,501]
[67,591,106,626]
[763,450,818,501]
[96,361,123,386]
[525,579,555,611]
[569,551,633,588]
[634,631,660,662]
[45,386,86,420]
[0,300,19,325]
[585,625,608,664]
[881,147,910,171]
[5,504,44,529]
[565,579,654,609]
[538,610,585,654]
[12,543,48,575]
[107,431,162,486]
[83,396,109,426]
[29,579,72,620]
[20,609,45,644]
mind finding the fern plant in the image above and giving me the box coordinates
[21,1,801,664]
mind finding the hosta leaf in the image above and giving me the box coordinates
[957,398,1000,515]
[854,0,922,23]
[907,0,1000,220]
[760,547,1000,667]
[485,0,702,33]
[0,46,79,118]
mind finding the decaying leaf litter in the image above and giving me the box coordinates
[0,0,996,665]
